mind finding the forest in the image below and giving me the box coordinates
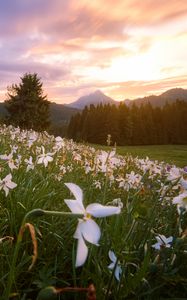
[67,100,187,145]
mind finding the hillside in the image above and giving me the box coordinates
[0,102,79,125]
[130,88,187,107]
[49,102,80,125]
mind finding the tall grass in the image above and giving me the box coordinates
[0,125,187,299]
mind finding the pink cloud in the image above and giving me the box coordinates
[0,0,187,103]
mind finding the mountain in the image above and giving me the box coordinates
[0,88,187,124]
[128,88,187,107]
[67,88,187,109]
[67,90,116,109]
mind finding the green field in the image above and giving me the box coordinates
[1,126,187,299]
[93,144,187,168]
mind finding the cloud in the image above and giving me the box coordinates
[0,0,187,103]
[105,75,187,100]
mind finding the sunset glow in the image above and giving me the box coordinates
[0,0,187,103]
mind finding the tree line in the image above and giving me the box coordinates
[67,101,187,145]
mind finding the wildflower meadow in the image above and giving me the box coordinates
[0,124,187,299]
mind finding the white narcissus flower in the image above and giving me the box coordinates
[37,146,54,167]
[172,191,187,213]
[0,153,17,171]
[24,156,34,172]
[53,136,65,151]
[152,234,173,250]
[0,174,17,196]
[64,183,121,267]
[180,178,187,190]
[108,250,122,281]
[167,167,182,181]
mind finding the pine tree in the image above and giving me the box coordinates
[5,73,50,131]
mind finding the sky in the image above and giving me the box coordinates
[0,0,187,104]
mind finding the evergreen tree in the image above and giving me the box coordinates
[118,103,133,145]
[67,100,187,145]
[5,73,50,131]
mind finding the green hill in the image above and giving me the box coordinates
[0,101,79,125]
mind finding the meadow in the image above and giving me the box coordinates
[93,144,187,168]
[0,124,187,299]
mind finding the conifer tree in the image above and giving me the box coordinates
[5,73,50,131]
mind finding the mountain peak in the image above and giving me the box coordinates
[93,89,103,95]
[161,88,187,99]
[67,90,116,109]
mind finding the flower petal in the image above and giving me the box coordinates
[166,236,173,244]
[75,235,88,267]
[73,219,83,239]
[108,262,115,270]
[152,242,160,250]
[108,250,117,263]
[79,219,101,245]
[65,183,83,202]
[86,203,121,218]
[64,200,84,214]
[115,265,122,281]
[6,181,17,189]
[158,234,167,244]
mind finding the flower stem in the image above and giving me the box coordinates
[4,209,83,299]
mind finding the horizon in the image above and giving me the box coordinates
[0,1,187,104]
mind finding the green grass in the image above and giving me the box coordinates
[1,126,187,299]
[92,144,187,168]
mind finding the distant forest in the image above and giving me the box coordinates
[67,100,187,145]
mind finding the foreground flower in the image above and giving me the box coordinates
[152,234,173,250]
[108,250,122,281]
[0,174,17,196]
[64,183,121,267]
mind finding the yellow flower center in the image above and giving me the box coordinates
[84,213,92,220]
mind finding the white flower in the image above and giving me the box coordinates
[64,183,121,267]
[53,136,65,151]
[126,171,142,186]
[0,153,17,171]
[93,180,102,190]
[180,178,187,190]
[167,167,182,181]
[37,146,54,167]
[27,131,38,147]
[152,234,173,250]
[172,191,187,213]
[0,174,17,196]
[108,250,122,281]
[97,150,120,172]
[24,156,34,172]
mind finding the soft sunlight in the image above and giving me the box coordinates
[0,0,187,103]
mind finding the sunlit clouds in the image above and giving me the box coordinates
[0,0,187,103]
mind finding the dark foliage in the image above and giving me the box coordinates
[5,73,50,131]
[67,100,187,145]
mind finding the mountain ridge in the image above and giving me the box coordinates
[0,88,187,125]
[67,88,187,109]
[131,88,187,107]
